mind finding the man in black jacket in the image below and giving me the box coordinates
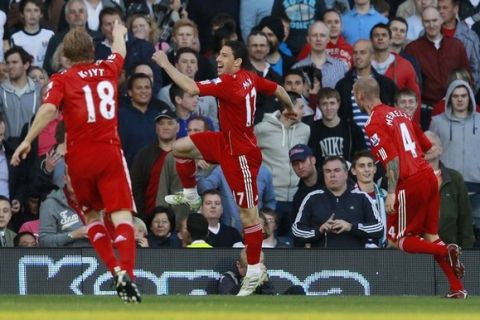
[292,155,383,248]
[335,40,397,146]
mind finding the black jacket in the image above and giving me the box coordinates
[292,186,383,248]
[335,68,397,124]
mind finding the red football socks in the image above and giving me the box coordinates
[87,221,119,275]
[243,224,263,265]
[114,222,137,279]
[432,239,464,291]
[399,235,448,256]
[175,157,197,188]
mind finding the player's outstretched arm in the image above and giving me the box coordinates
[385,157,400,214]
[11,103,57,166]
[273,85,294,115]
[152,50,199,95]
[111,20,128,58]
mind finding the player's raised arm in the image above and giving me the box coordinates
[11,103,57,166]
[273,84,295,114]
[111,20,128,58]
[152,50,199,95]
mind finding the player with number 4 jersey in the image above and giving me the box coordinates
[153,40,296,296]
[354,78,466,299]
[11,23,141,303]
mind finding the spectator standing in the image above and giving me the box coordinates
[247,30,282,123]
[342,0,388,45]
[9,0,54,67]
[438,0,480,94]
[119,73,170,167]
[429,79,480,241]
[255,92,310,235]
[259,16,296,77]
[157,47,218,130]
[405,6,471,129]
[95,7,162,90]
[370,23,422,123]
[239,0,274,42]
[388,17,423,90]
[293,21,347,89]
[424,131,474,248]
[0,46,40,145]
[405,0,436,40]
[130,109,178,219]
[335,40,397,144]
[271,0,327,56]
[308,88,366,166]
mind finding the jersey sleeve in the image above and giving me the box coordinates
[196,75,230,99]
[367,122,399,164]
[253,72,278,95]
[42,73,65,109]
[99,53,125,78]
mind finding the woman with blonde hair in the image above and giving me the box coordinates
[127,14,161,50]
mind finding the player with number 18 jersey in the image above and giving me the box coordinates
[364,104,436,240]
[43,53,135,214]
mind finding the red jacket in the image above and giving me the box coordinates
[405,35,471,106]
[383,52,422,123]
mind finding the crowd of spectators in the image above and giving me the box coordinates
[0,0,478,250]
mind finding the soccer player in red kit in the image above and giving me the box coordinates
[11,22,141,303]
[353,78,467,299]
[152,40,295,296]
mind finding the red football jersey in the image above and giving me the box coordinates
[43,54,124,148]
[365,104,431,182]
[197,69,277,155]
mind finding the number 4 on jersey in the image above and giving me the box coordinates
[399,122,418,158]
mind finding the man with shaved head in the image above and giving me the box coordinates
[353,77,467,299]
[405,6,471,129]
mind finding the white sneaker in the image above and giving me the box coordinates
[165,192,202,210]
[236,270,268,296]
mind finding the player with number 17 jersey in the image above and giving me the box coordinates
[196,69,277,155]
[43,53,124,148]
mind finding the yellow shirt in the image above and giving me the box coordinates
[187,240,213,248]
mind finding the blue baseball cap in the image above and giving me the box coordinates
[289,144,313,162]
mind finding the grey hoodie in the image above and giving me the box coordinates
[0,78,40,139]
[39,188,91,247]
[254,111,310,202]
[430,79,480,188]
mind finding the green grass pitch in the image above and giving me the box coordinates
[0,296,479,320]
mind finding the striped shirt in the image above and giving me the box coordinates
[293,55,347,88]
